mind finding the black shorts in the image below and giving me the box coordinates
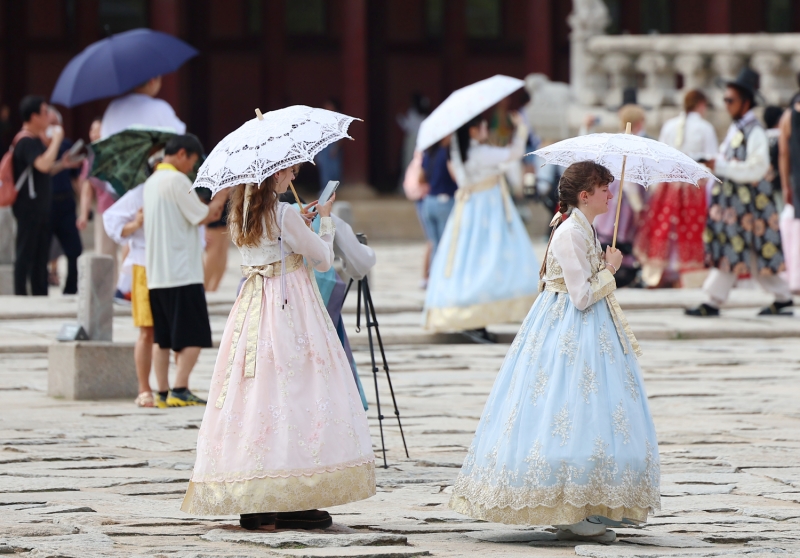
[149,283,213,351]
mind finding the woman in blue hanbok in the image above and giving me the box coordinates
[450,161,660,542]
[423,113,540,341]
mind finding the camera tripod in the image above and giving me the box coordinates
[344,273,409,469]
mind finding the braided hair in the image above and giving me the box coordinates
[539,161,614,278]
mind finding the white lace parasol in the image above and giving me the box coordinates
[195,105,357,195]
[533,133,718,188]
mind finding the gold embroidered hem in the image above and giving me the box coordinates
[181,460,376,515]
[449,494,649,526]
[424,294,537,333]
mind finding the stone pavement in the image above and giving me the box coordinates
[1,242,800,557]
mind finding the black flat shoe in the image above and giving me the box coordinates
[275,509,332,530]
[461,328,497,344]
[685,303,720,317]
[758,300,794,316]
[239,513,261,530]
[239,512,276,530]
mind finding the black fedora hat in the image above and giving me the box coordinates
[722,67,763,105]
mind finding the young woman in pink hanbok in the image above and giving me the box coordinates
[181,166,376,530]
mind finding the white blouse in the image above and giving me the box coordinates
[450,123,529,187]
[658,111,718,160]
[239,202,335,271]
[331,214,376,281]
[543,208,616,311]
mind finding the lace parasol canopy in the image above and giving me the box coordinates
[195,105,357,196]
[533,133,718,188]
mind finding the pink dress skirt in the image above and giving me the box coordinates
[181,264,376,515]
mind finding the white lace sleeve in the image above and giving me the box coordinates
[332,214,375,281]
[281,209,335,272]
[551,225,615,311]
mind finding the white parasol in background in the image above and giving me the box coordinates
[195,105,358,196]
[533,124,718,247]
[415,74,524,152]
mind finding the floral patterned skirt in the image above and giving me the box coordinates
[449,291,661,526]
[181,267,375,516]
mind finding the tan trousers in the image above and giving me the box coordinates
[703,251,792,307]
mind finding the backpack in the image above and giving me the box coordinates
[0,130,37,207]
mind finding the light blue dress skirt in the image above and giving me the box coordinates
[449,289,661,526]
[423,185,539,331]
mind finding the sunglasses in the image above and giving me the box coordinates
[723,97,737,105]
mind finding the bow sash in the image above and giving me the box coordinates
[215,254,304,409]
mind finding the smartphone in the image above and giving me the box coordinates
[67,139,84,158]
[313,180,340,211]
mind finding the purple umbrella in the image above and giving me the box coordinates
[51,28,198,108]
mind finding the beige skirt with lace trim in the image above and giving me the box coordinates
[181,461,376,515]
[449,494,648,526]
[424,295,537,332]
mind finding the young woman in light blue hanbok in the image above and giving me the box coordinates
[450,161,660,542]
[422,114,540,340]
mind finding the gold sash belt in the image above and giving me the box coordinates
[445,175,514,278]
[215,253,305,409]
[542,278,642,358]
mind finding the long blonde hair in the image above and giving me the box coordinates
[228,177,280,247]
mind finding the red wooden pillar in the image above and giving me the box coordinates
[443,0,466,93]
[525,0,552,77]
[262,0,285,111]
[706,0,731,33]
[342,0,368,184]
[149,0,182,111]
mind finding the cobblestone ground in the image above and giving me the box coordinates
[1,243,800,557]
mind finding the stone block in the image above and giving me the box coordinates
[48,342,137,400]
[0,206,14,264]
[77,254,115,341]
[0,264,13,295]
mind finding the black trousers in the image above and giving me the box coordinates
[12,201,50,296]
[50,195,82,295]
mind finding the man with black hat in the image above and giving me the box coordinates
[687,68,792,317]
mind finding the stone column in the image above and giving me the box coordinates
[568,0,610,106]
[674,53,708,103]
[77,255,115,342]
[0,207,14,294]
[636,52,675,108]
[750,52,788,105]
[710,53,743,108]
[601,53,633,110]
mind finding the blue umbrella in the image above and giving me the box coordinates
[51,28,198,108]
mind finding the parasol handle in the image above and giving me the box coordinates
[611,122,632,249]
[288,181,306,214]
[255,108,264,120]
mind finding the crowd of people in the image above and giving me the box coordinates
[404,68,800,327]
[7,52,800,541]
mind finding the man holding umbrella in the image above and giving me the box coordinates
[101,76,185,139]
[686,68,793,317]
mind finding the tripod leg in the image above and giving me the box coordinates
[360,279,388,469]
[362,277,410,459]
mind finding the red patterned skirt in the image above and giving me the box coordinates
[634,181,706,285]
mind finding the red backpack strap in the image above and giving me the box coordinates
[11,129,36,148]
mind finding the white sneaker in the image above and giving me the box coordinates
[554,518,606,537]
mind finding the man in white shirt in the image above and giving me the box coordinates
[687,68,792,317]
[143,134,227,406]
[101,76,185,139]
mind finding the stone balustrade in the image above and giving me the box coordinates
[583,34,800,109]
